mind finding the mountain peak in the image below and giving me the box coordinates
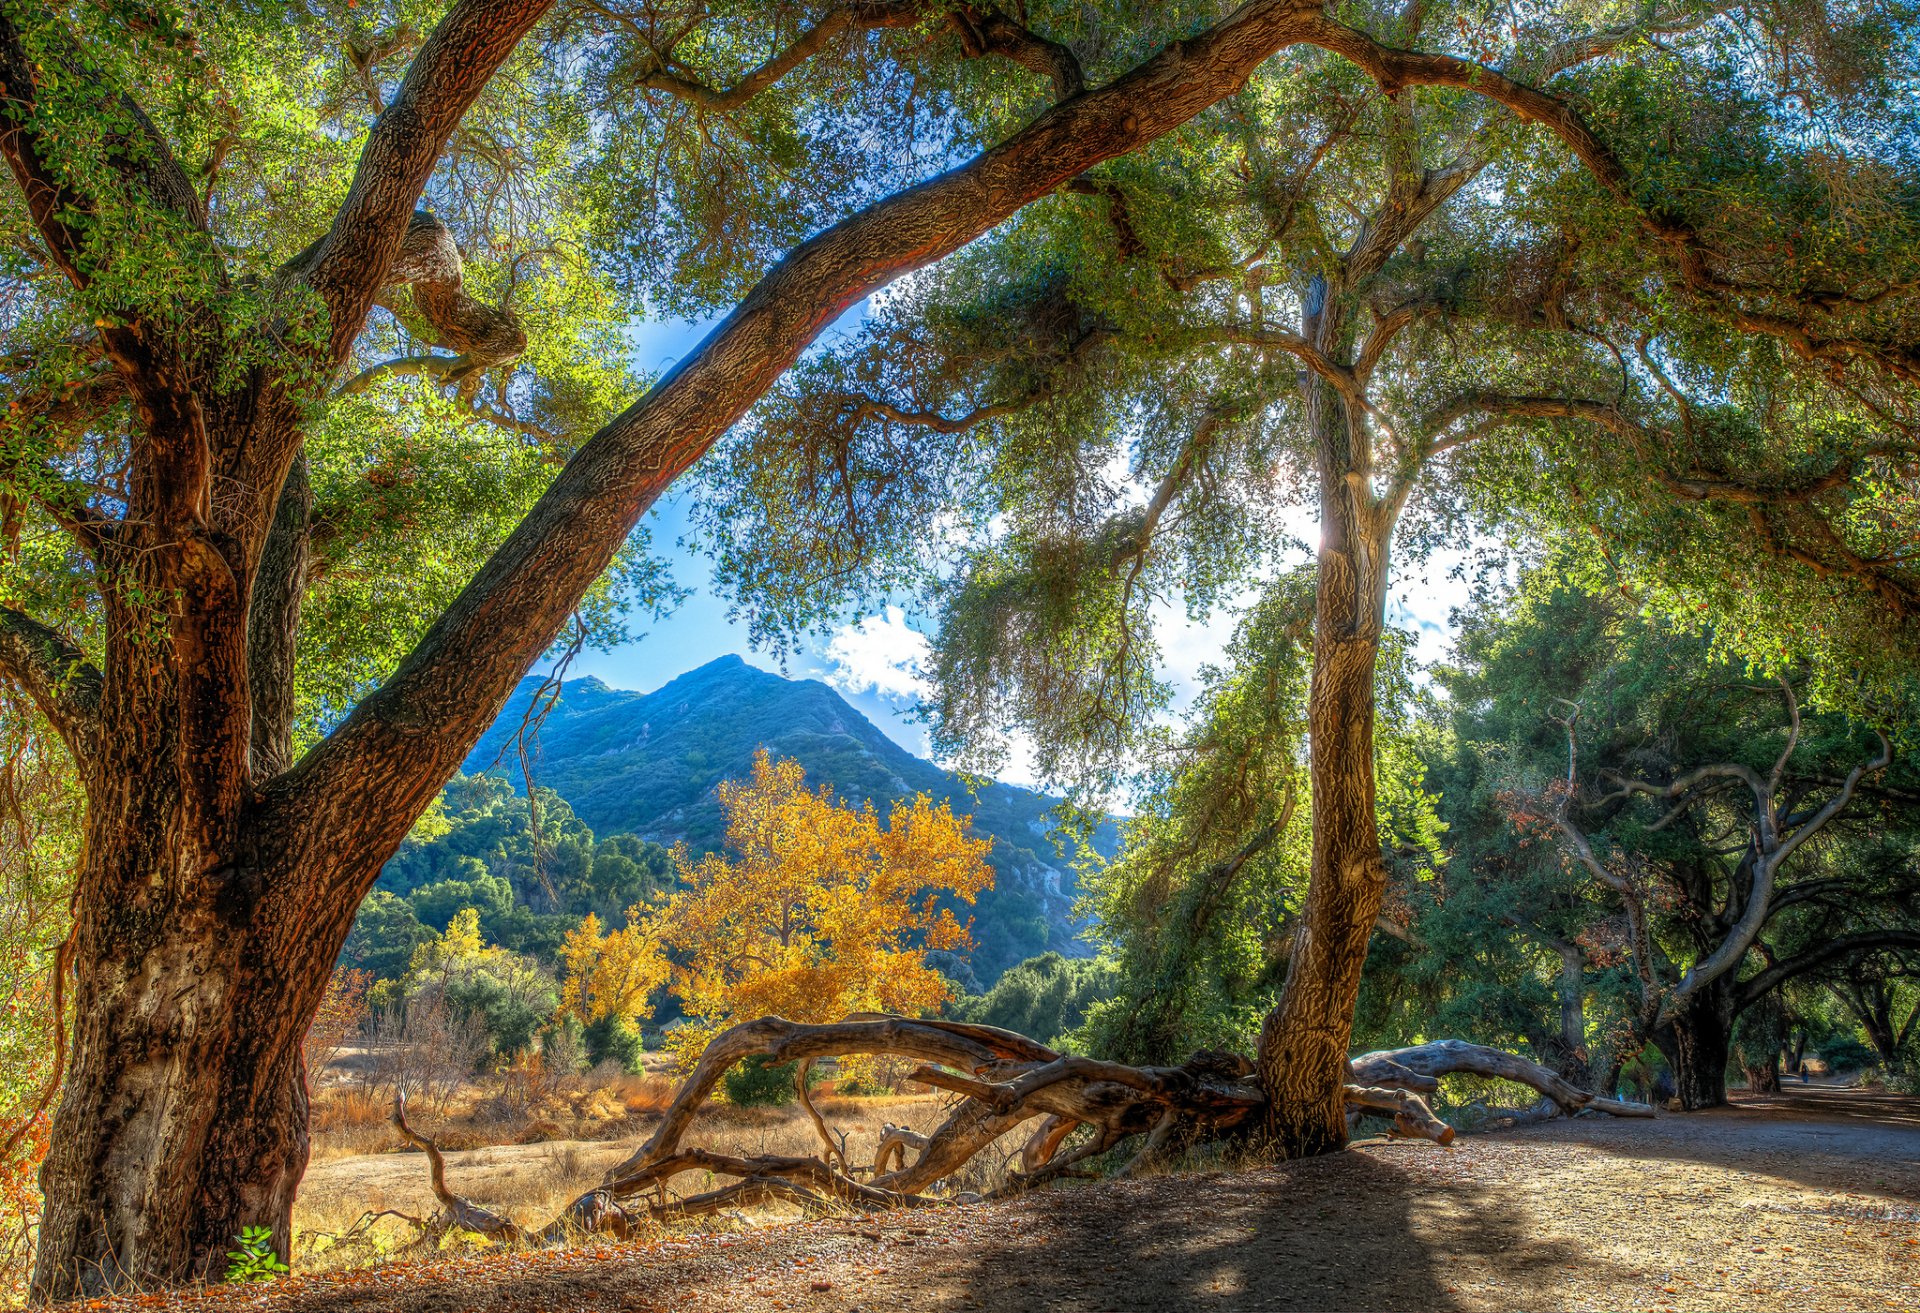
[467,659,1115,983]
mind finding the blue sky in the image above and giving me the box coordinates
[560,317,1476,788]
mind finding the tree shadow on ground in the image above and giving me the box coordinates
[242,1143,1620,1313]
[927,1146,1615,1312]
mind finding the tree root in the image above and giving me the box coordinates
[392,1019,1649,1246]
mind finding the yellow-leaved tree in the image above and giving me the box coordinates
[659,751,992,1066]
[558,912,670,1027]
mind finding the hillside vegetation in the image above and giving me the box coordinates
[464,658,1115,983]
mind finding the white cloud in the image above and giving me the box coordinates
[822,607,931,700]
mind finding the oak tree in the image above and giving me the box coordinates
[697,0,1920,1150]
[0,0,1375,1292]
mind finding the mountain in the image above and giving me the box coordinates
[464,657,1113,985]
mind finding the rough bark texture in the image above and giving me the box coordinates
[5,1,1354,1297]
[1656,989,1736,1111]
[13,0,1892,1294]
[1254,271,1394,1154]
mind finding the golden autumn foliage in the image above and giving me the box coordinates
[657,751,993,1066]
[558,912,671,1026]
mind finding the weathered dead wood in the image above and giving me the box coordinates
[1342,1085,1457,1145]
[1020,1115,1079,1172]
[395,1019,1653,1246]
[794,1057,848,1174]
[391,1093,540,1242]
[875,1122,929,1177]
[1352,1040,1655,1118]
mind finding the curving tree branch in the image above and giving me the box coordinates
[631,2,929,111]
[1297,11,1920,385]
[265,0,1336,903]
[0,605,101,759]
[1737,930,1920,1011]
[299,0,554,369]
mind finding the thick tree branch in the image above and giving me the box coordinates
[0,8,218,501]
[0,605,101,757]
[265,0,1331,900]
[247,456,311,780]
[0,8,206,292]
[1738,930,1920,1011]
[332,353,465,400]
[301,0,553,368]
[950,4,1085,101]
[632,2,928,111]
[1298,12,1920,385]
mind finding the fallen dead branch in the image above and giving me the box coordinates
[391,1017,1652,1245]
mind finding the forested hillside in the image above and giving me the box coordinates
[460,657,1115,984]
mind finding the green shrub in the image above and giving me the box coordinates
[1818,1035,1878,1072]
[584,1014,646,1073]
[723,1055,803,1107]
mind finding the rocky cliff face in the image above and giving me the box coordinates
[467,657,1112,984]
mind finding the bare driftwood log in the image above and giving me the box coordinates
[394,1018,1644,1245]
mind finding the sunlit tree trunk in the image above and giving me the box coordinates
[0,1,1337,1293]
[1256,294,1396,1154]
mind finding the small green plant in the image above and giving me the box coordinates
[224,1226,289,1284]
[723,1055,809,1107]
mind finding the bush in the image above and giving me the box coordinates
[952,952,1120,1050]
[723,1055,804,1107]
[584,1014,645,1073]
[1817,1035,1878,1072]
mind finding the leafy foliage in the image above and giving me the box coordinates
[463,660,1117,982]
[952,952,1119,1052]
[1380,565,1920,1088]
[655,750,993,1066]
[222,1227,289,1285]
[721,1057,811,1109]
[558,913,670,1031]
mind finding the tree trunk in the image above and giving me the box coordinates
[1536,942,1594,1087]
[31,802,364,1301]
[30,625,373,1303]
[1255,331,1394,1155]
[1657,991,1733,1111]
[3,2,1354,1291]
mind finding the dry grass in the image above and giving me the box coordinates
[293,1077,986,1276]
[297,1074,975,1251]
[294,1045,1045,1285]
[609,1074,678,1116]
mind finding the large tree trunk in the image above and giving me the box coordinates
[1744,1053,1781,1094]
[31,771,368,1300]
[29,460,374,1300]
[1255,332,1395,1155]
[1656,990,1734,1111]
[2,2,1350,1294]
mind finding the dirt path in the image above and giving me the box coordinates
[105,1087,1920,1313]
